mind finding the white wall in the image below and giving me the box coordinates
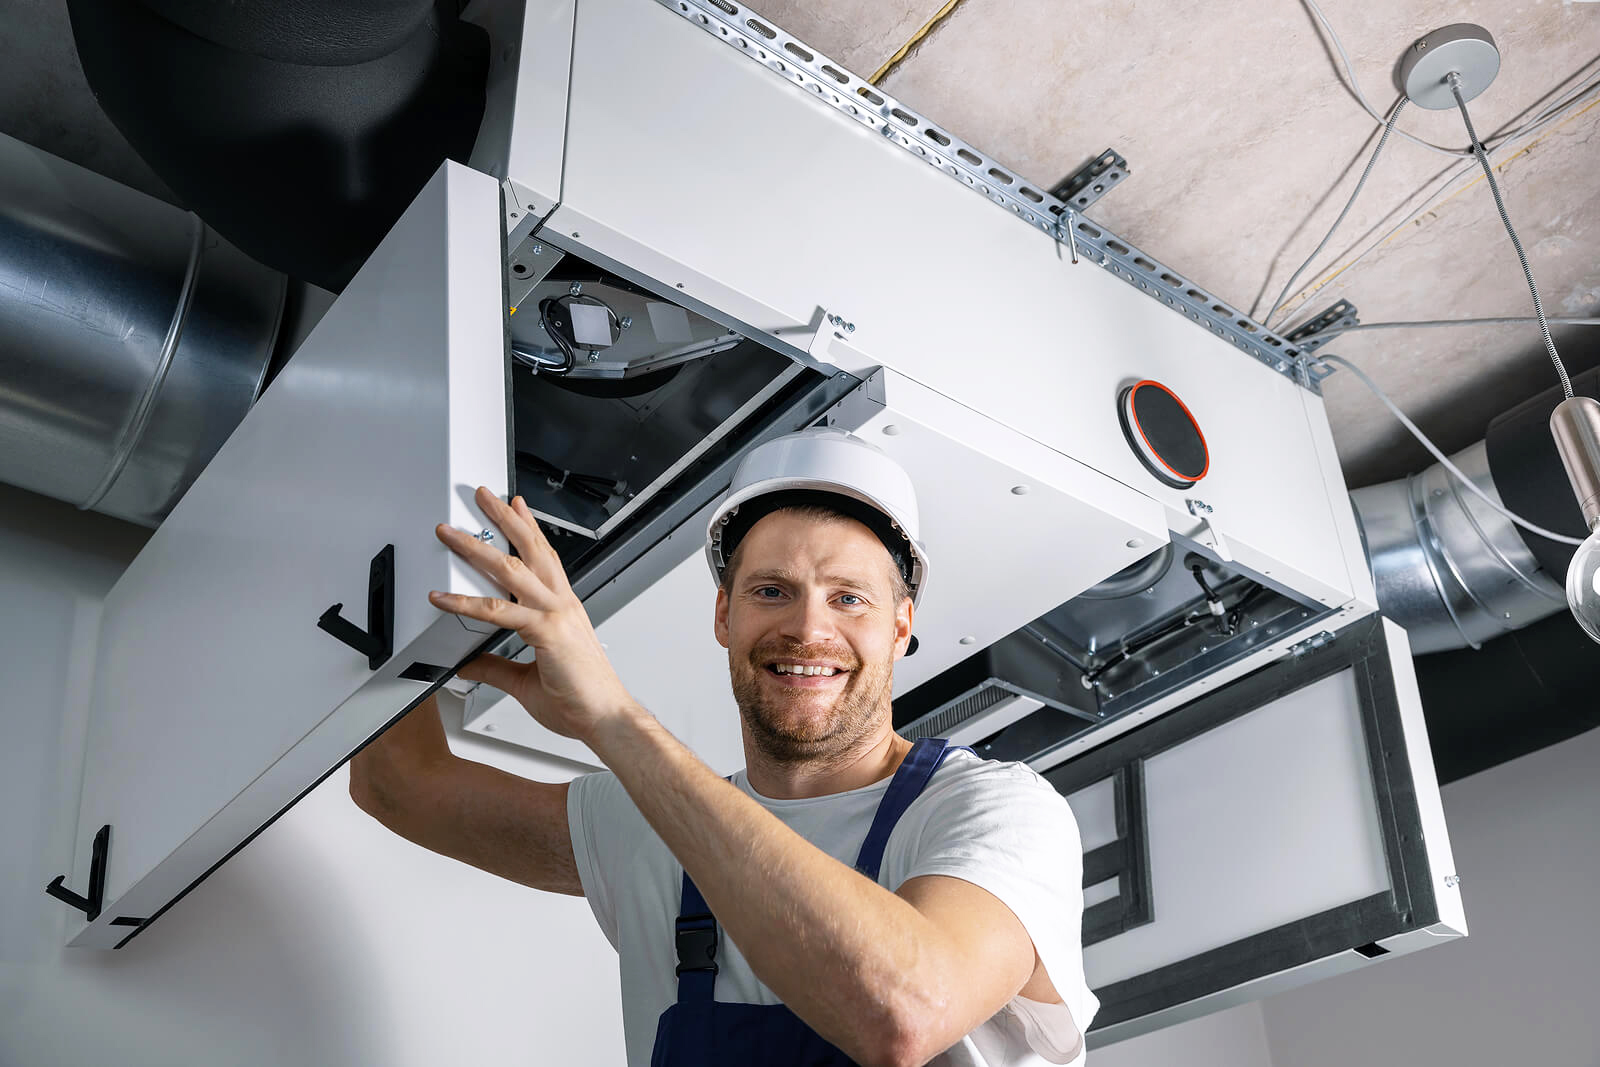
[0,483,625,1066]
[1257,717,1600,1066]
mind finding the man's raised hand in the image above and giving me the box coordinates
[429,486,638,743]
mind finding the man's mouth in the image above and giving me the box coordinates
[763,660,851,684]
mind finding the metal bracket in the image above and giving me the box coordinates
[45,824,110,922]
[1285,299,1360,353]
[1049,149,1131,214]
[317,544,395,670]
[653,0,1323,393]
[1288,630,1337,657]
[507,236,566,314]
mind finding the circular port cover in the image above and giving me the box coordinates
[1118,380,1209,489]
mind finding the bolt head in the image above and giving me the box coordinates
[620,316,633,329]
[532,244,543,255]
[569,281,582,296]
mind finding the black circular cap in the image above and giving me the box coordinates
[1118,381,1209,490]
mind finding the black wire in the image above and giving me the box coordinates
[536,298,578,375]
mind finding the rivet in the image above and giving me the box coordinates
[1011,485,1030,496]
[882,424,901,436]
[959,636,976,645]
[1126,537,1144,548]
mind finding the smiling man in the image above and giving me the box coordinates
[350,428,1098,1066]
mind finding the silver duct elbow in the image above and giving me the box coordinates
[1350,439,1565,654]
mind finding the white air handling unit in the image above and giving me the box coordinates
[52,0,1465,1047]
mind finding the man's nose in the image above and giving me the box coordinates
[779,590,837,644]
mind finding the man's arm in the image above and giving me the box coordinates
[348,692,581,896]
[586,707,1046,1067]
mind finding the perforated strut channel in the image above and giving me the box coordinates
[655,0,1328,391]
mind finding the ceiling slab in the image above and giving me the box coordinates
[753,0,953,81]
[768,0,1600,486]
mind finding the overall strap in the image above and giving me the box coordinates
[674,872,719,1003]
[853,737,960,881]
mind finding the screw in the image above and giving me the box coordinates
[473,529,495,542]
[1444,874,1461,888]
[587,352,600,362]
[532,244,543,255]
[620,316,633,329]
[1186,499,1214,515]
[569,281,582,296]
[1415,39,1428,51]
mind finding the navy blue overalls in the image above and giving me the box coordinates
[649,737,963,1066]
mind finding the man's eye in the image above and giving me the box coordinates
[838,594,863,606]
[755,586,784,598]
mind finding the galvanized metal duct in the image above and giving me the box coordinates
[0,132,287,527]
[1350,439,1565,654]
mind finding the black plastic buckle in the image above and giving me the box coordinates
[674,914,719,976]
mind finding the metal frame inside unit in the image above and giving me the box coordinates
[897,542,1338,762]
[651,0,1327,390]
[1076,761,1156,949]
[1042,617,1443,1034]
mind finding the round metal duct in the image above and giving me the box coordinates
[1350,439,1564,654]
[0,133,287,527]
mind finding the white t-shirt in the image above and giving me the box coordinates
[567,748,1100,1066]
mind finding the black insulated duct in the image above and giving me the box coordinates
[67,0,489,292]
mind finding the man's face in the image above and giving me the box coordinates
[714,510,914,764]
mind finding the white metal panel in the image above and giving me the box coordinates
[1375,618,1466,944]
[538,0,1355,611]
[467,368,1168,766]
[1063,618,1465,1044]
[465,0,574,221]
[67,162,511,947]
[1083,670,1389,988]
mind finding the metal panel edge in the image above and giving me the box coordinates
[1045,616,1459,1034]
[466,0,575,221]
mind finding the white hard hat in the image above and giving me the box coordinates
[706,427,930,607]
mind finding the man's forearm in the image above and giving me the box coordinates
[586,706,981,1065]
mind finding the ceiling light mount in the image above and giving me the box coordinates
[1399,24,1500,110]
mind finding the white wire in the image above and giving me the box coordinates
[1302,0,1505,159]
[1311,316,1600,340]
[1302,0,1600,160]
[1270,73,1600,323]
[1313,354,1585,546]
[1265,98,1406,328]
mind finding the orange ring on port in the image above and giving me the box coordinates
[1128,379,1210,482]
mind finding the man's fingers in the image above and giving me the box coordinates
[434,521,561,609]
[474,487,571,592]
[456,651,525,692]
[427,589,537,632]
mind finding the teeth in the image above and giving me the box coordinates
[773,663,840,676]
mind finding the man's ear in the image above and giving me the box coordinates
[714,586,731,649]
[893,596,914,660]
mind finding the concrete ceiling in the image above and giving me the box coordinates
[3,0,1598,488]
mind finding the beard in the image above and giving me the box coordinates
[729,638,894,765]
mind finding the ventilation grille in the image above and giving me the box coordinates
[900,682,1009,741]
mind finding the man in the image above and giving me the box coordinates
[351,429,1097,1065]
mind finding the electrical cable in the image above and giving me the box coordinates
[1269,75,1600,321]
[1308,316,1600,341]
[1450,74,1575,400]
[1265,96,1407,328]
[1312,353,1584,546]
[1301,0,1536,159]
